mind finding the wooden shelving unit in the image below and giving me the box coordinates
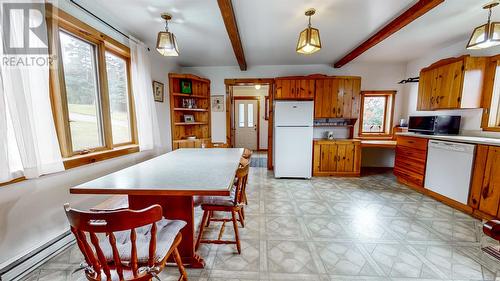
[169,73,211,150]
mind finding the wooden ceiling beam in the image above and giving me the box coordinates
[217,0,247,71]
[333,0,444,68]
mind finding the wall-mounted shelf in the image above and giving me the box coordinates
[174,122,209,126]
[173,108,208,112]
[172,93,209,99]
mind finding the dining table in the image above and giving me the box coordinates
[70,148,244,268]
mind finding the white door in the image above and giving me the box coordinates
[235,99,258,150]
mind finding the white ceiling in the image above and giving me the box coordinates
[77,0,500,67]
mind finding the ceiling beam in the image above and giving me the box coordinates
[217,0,247,71]
[333,0,444,68]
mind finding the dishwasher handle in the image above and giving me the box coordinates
[428,140,476,153]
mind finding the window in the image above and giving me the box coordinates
[358,91,396,138]
[483,57,500,131]
[49,9,137,159]
[238,103,245,128]
[247,103,254,127]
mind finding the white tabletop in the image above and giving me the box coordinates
[70,148,244,196]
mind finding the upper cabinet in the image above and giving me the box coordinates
[274,75,362,119]
[417,56,487,111]
[275,77,315,100]
[314,77,361,119]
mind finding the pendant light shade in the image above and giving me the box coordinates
[467,2,500,50]
[296,8,321,55]
[156,13,180,56]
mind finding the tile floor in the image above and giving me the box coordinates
[21,168,500,281]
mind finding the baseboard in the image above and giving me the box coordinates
[0,232,75,281]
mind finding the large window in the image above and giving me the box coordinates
[49,9,136,159]
[358,91,395,138]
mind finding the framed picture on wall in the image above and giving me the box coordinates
[152,80,164,102]
[211,95,224,112]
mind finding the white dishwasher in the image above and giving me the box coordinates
[424,140,476,204]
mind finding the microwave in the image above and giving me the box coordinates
[408,116,461,135]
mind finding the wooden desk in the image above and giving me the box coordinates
[71,148,244,268]
[360,140,397,148]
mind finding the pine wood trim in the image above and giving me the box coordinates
[333,0,444,68]
[481,57,500,130]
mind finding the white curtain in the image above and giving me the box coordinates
[0,4,64,182]
[129,38,161,151]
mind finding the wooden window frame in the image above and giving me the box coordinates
[358,91,396,139]
[46,5,138,168]
[481,55,500,132]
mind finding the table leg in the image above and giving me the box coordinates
[128,195,205,268]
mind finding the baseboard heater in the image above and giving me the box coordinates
[0,232,75,281]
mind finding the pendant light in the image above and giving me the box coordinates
[156,13,180,56]
[296,8,322,55]
[466,1,500,50]
[255,84,261,90]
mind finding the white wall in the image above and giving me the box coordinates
[402,40,500,137]
[0,1,179,268]
[232,86,269,150]
[181,62,407,143]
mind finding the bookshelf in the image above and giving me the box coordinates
[168,73,211,150]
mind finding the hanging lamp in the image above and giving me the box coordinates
[466,1,500,50]
[296,8,322,55]
[156,13,180,56]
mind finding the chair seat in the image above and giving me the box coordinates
[194,187,236,207]
[100,219,186,264]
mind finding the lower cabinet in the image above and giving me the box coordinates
[394,136,429,188]
[313,140,361,176]
[469,145,500,219]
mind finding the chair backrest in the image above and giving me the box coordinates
[64,204,163,281]
[242,148,253,159]
[233,161,250,205]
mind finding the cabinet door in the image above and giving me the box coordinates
[433,61,464,109]
[314,79,325,118]
[289,79,296,99]
[417,70,433,111]
[479,146,500,217]
[335,79,345,118]
[319,144,337,172]
[299,79,315,99]
[342,79,353,118]
[350,78,361,118]
[326,79,336,118]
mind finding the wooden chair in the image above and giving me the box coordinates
[482,220,500,259]
[195,162,250,254]
[242,148,253,159]
[64,204,188,281]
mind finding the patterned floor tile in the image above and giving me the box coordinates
[267,240,318,274]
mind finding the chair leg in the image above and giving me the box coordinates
[243,190,248,205]
[195,210,209,251]
[231,210,241,254]
[172,246,188,281]
[238,209,245,228]
[206,211,212,227]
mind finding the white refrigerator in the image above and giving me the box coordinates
[274,101,314,179]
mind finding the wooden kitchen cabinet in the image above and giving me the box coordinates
[313,139,361,176]
[469,145,500,218]
[275,77,315,100]
[394,135,429,188]
[417,55,487,111]
[314,77,361,119]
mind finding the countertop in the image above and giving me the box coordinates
[397,132,500,147]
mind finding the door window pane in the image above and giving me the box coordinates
[362,96,386,133]
[59,31,103,151]
[247,103,254,127]
[238,103,245,128]
[105,52,132,144]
